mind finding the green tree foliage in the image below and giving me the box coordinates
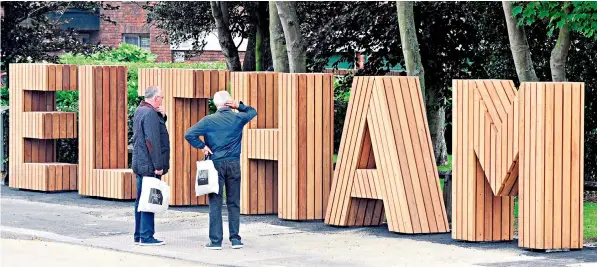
[513,1,597,38]
[0,1,116,70]
[145,1,272,70]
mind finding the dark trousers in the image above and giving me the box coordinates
[134,174,157,242]
[208,159,241,245]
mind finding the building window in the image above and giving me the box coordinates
[76,33,90,44]
[173,51,185,63]
[122,34,150,49]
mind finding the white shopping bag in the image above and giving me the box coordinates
[138,176,170,213]
[195,155,219,196]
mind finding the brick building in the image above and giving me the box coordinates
[57,2,245,63]
[99,2,173,62]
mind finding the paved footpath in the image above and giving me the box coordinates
[1,238,203,267]
[1,185,596,267]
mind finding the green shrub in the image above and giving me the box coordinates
[332,75,353,153]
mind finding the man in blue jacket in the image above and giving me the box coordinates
[185,91,257,250]
[132,86,170,246]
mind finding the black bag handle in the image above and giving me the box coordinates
[203,153,213,161]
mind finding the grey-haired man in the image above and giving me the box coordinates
[132,86,170,246]
[185,91,257,250]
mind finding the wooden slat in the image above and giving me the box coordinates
[327,76,367,225]
[70,65,77,90]
[109,67,117,168]
[323,74,332,215]
[9,64,81,192]
[117,66,126,168]
[94,67,103,169]
[102,67,110,168]
[190,99,199,206]
[579,82,585,246]
[544,83,554,249]
[386,77,411,232]
[562,82,572,248]
[77,66,130,198]
[452,80,585,249]
[325,76,446,233]
[183,98,191,206]
[378,77,404,231]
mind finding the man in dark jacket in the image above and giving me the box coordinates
[132,85,170,246]
[185,91,257,250]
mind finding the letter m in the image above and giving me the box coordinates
[453,80,585,250]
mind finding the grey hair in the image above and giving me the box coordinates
[213,91,231,107]
[144,86,160,99]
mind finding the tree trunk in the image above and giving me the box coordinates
[269,1,289,72]
[210,1,242,71]
[397,1,448,165]
[550,24,571,82]
[255,2,269,71]
[397,1,426,98]
[275,1,306,73]
[243,27,256,71]
[428,93,449,165]
[502,1,538,82]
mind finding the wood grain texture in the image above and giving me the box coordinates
[8,64,79,192]
[232,72,334,219]
[78,65,132,199]
[325,76,448,233]
[232,72,280,215]
[453,80,585,250]
[278,73,334,221]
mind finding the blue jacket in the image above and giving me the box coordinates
[132,101,170,177]
[184,102,257,162]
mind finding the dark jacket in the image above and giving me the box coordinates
[132,101,170,177]
[184,102,257,162]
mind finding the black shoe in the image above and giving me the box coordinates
[205,242,222,250]
[139,238,165,246]
[231,239,244,249]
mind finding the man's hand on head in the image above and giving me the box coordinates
[225,100,239,109]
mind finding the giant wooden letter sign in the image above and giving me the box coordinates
[139,68,229,206]
[453,80,585,250]
[326,76,449,234]
[231,72,334,221]
[78,65,134,199]
[232,72,280,215]
[9,64,78,191]
[277,73,334,220]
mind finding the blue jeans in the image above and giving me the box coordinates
[134,174,158,242]
[209,160,241,245]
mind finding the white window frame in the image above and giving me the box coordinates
[122,34,150,50]
[173,51,185,63]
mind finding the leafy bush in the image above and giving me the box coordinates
[1,87,8,106]
[60,43,157,64]
[332,75,353,153]
[585,131,597,182]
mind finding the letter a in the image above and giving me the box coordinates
[325,76,449,234]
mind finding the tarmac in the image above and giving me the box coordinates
[1,184,596,267]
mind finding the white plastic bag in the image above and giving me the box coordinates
[195,156,219,196]
[138,176,170,213]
